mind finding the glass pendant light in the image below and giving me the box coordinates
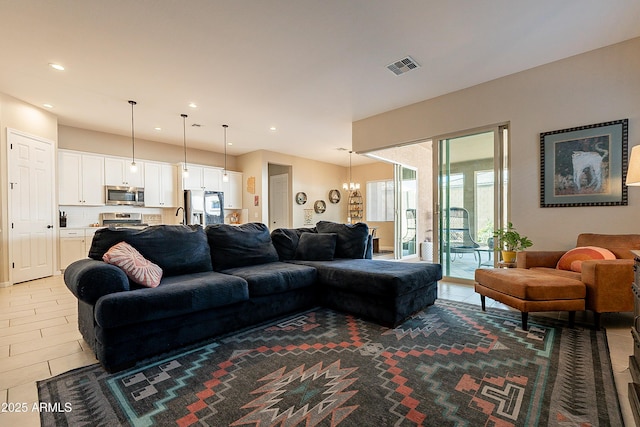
[222,124,229,183]
[342,150,360,191]
[128,100,137,173]
[181,114,189,178]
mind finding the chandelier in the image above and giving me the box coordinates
[342,150,360,191]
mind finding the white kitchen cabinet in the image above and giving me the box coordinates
[182,165,204,190]
[59,228,101,269]
[104,157,145,187]
[222,171,243,209]
[144,162,177,207]
[203,168,222,191]
[181,164,223,191]
[59,229,87,269]
[58,151,105,205]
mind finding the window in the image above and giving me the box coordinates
[366,180,394,221]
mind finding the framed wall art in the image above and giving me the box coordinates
[540,119,628,207]
[314,200,326,214]
[328,189,341,203]
[295,192,307,205]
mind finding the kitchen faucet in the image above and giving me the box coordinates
[175,207,185,224]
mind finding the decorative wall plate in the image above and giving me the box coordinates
[295,192,307,205]
[328,189,341,203]
[314,200,326,214]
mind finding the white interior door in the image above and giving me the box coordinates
[8,129,55,284]
[269,173,289,230]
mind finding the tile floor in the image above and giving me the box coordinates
[0,275,635,426]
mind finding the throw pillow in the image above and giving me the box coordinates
[315,221,369,259]
[295,233,337,261]
[103,241,163,287]
[271,227,318,260]
[556,246,616,272]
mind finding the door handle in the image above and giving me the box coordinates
[47,225,53,229]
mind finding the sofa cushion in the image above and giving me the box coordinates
[291,259,442,297]
[271,227,317,260]
[530,267,582,281]
[102,241,163,287]
[206,223,279,271]
[295,233,337,261]
[94,271,249,328]
[557,246,616,272]
[89,225,213,276]
[222,262,317,297]
[315,221,369,259]
[475,268,585,301]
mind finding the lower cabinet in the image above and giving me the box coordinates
[59,228,99,269]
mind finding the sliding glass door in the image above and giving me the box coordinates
[394,164,418,258]
[438,126,508,281]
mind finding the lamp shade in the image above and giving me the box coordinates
[627,145,640,186]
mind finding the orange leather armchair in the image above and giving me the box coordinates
[516,233,640,327]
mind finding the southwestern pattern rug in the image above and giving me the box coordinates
[38,300,622,426]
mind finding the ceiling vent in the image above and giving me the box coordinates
[386,56,420,76]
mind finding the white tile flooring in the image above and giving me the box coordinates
[0,275,635,426]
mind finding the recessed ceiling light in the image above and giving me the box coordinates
[227,142,233,146]
[188,102,197,109]
[42,103,54,109]
[154,127,162,131]
[269,126,277,131]
[49,63,65,71]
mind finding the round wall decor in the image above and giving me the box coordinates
[328,189,341,203]
[295,192,307,205]
[314,200,326,214]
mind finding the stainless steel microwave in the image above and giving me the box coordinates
[105,186,145,206]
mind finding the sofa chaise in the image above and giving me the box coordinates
[64,221,442,372]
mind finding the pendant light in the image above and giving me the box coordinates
[342,150,360,191]
[222,124,229,183]
[181,114,189,178]
[128,100,137,173]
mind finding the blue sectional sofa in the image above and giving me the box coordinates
[64,222,442,372]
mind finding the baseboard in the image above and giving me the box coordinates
[0,281,12,288]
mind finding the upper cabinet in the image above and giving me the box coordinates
[59,151,104,205]
[57,152,231,210]
[203,168,222,191]
[182,164,222,191]
[182,165,203,190]
[222,171,243,209]
[104,157,145,187]
[144,162,178,207]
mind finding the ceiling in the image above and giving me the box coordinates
[1,1,639,167]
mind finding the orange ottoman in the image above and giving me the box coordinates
[474,268,586,330]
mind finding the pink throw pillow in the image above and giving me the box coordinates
[103,241,163,288]
[556,246,616,272]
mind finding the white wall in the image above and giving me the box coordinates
[353,37,640,251]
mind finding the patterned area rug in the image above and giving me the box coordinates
[38,300,622,426]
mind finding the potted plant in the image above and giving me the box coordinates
[493,222,533,263]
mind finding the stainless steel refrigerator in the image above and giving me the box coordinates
[184,190,224,225]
